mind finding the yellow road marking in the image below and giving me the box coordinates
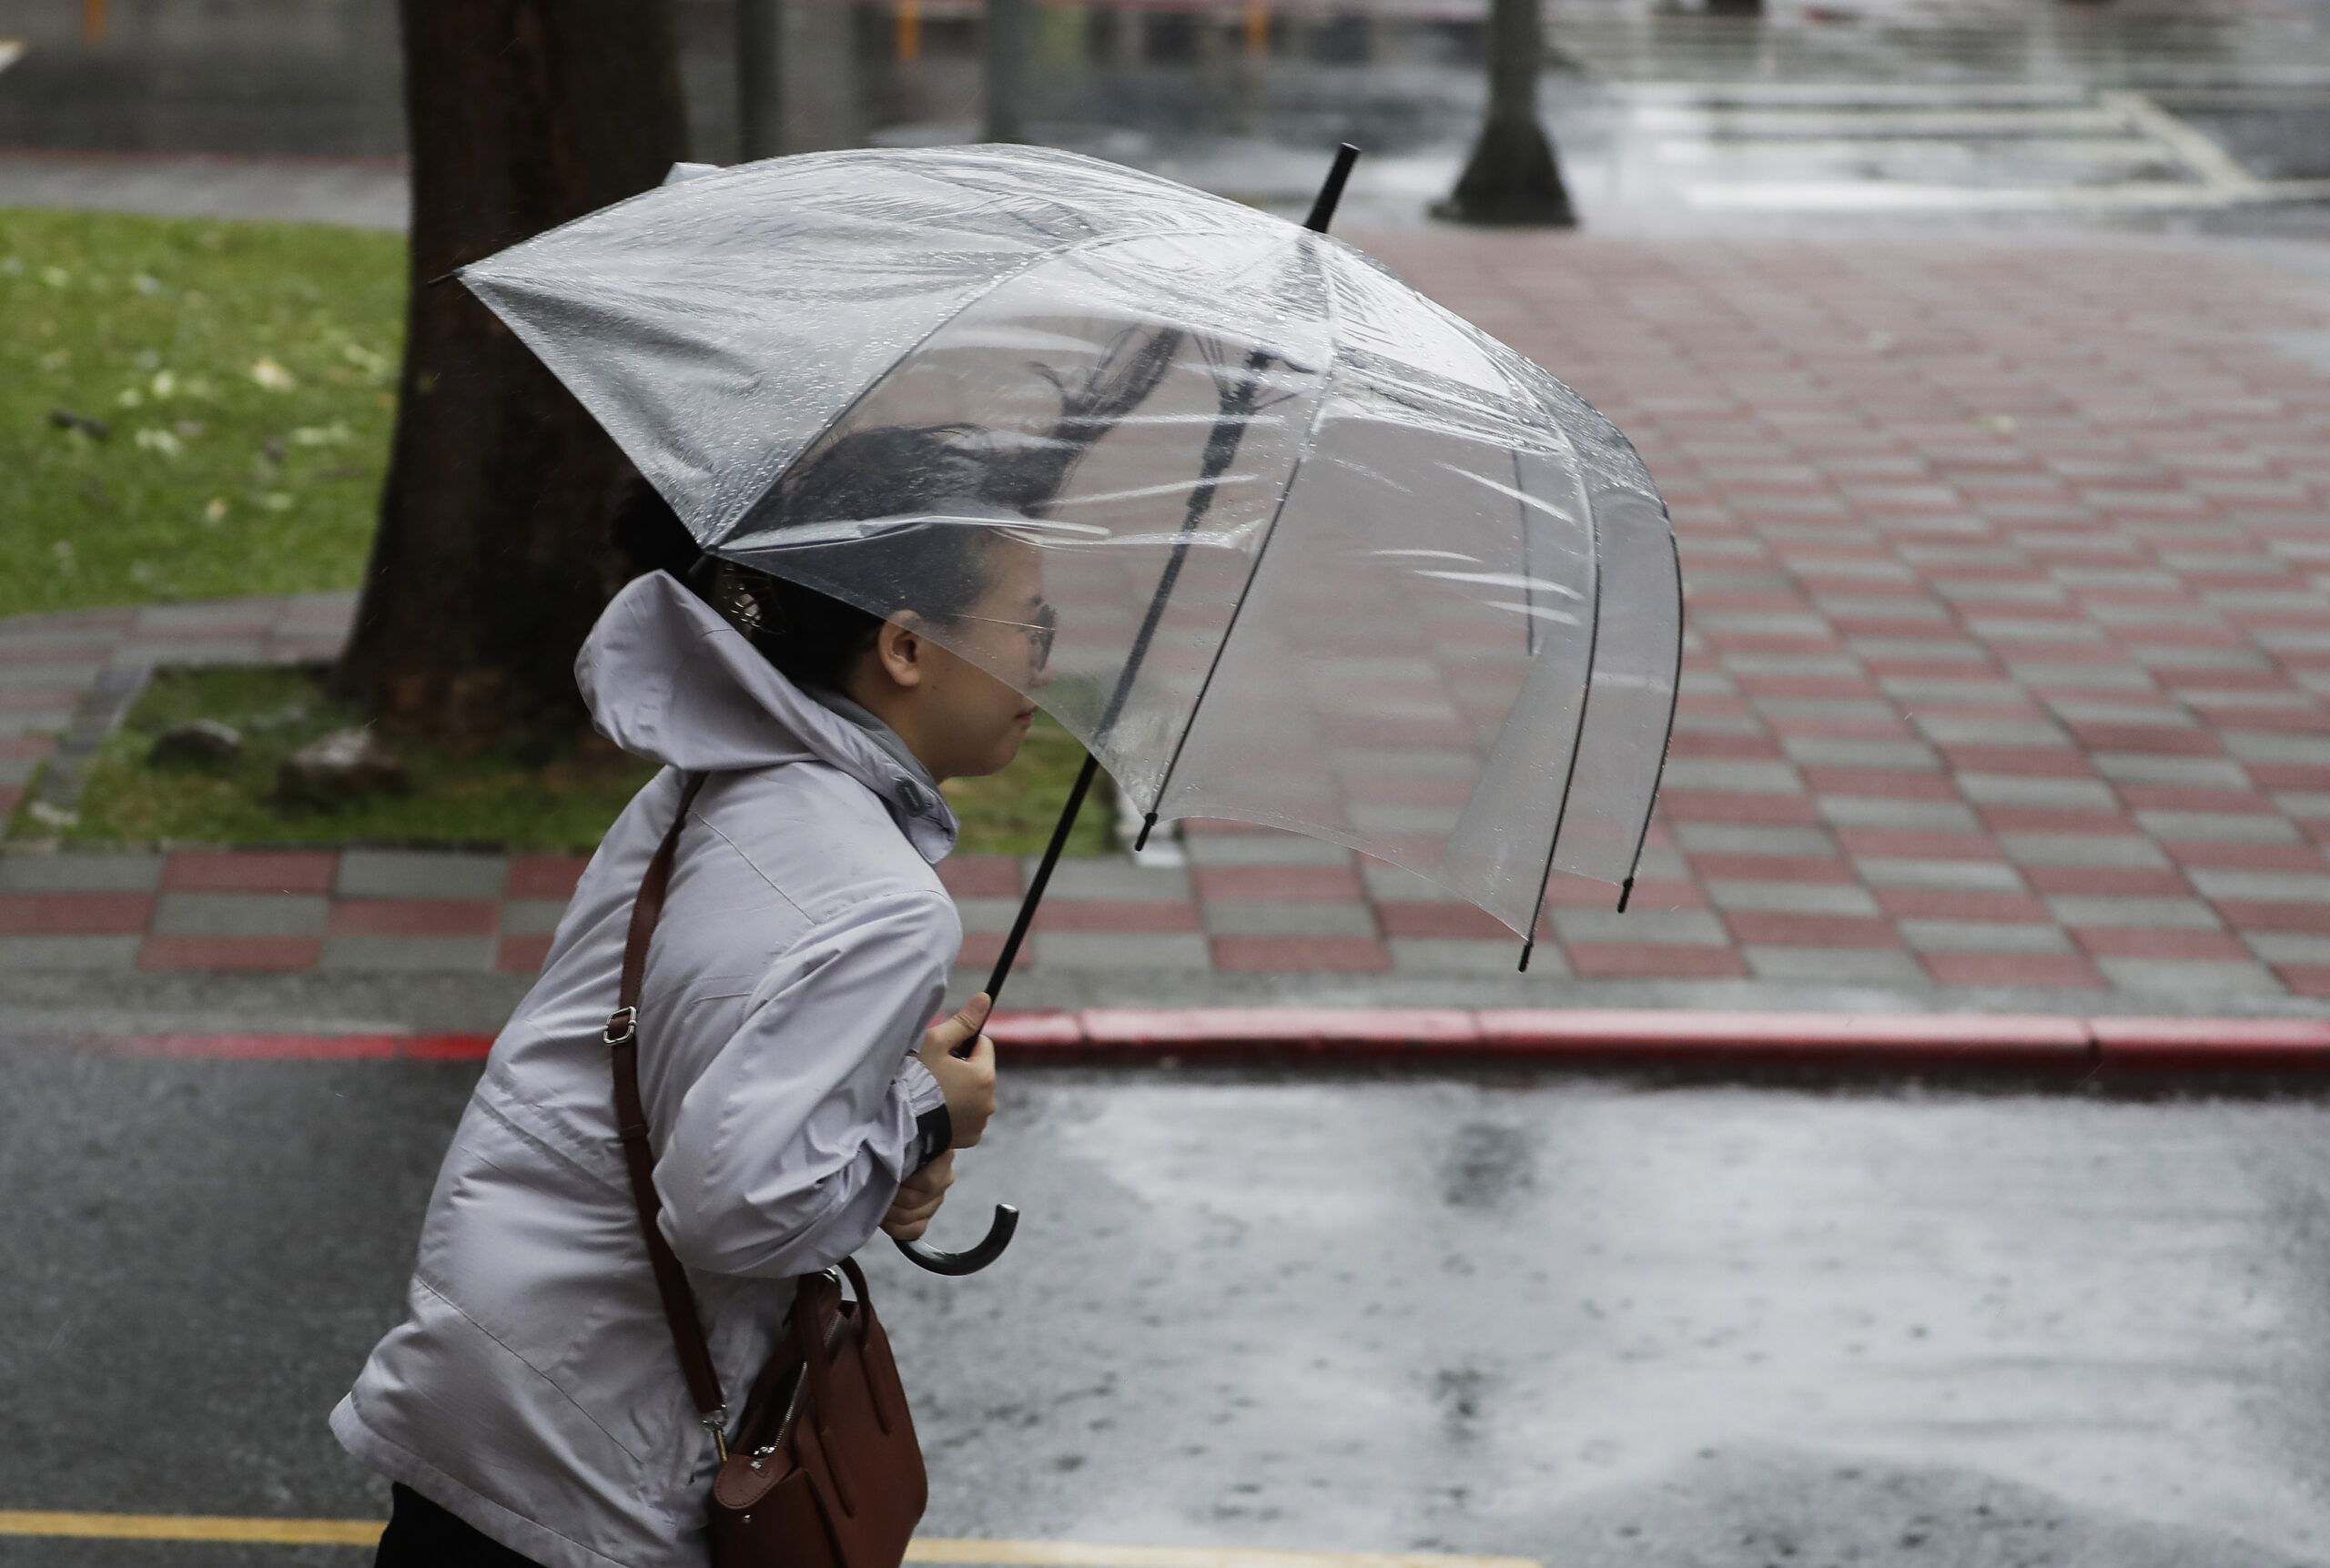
[0,1512,1539,1568]
[0,1512,382,1545]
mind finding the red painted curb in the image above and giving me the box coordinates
[80,1009,2330,1075]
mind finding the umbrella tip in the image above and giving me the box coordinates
[1516,936,1535,974]
[1302,144,1363,235]
[1616,876,1635,914]
[1132,813,1158,853]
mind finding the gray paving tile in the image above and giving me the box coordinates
[2134,811,2301,844]
[1672,711,1764,736]
[0,935,141,968]
[1719,654,1863,677]
[1695,612,1829,636]
[0,852,164,892]
[1035,859,1191,900]
[2224,732,2330,765]
[1744,946,1928,984]
[336,850,508,899]
[1997,834,2169,869]
[2271,791,2330,819]
[2185,869,2330,904]
[1032,933,1211,969]
[1899,918,2072,954]
[1552,908,1729,946]
[1913,717,2070,747]
[1180,834,1352,868]
[1779,738,1940,770]
[2093,957,2285,996]
[1819,797,1982,831]
[2008,664,2155,693]
[0,663,103,688]
[1360,863,1448,902]
[1673,824,1837,857]
[2248,933,2330,965]
[1855,857,2025,891]
[1349,804,1462,834]
[499,898,572,936]
[1388,937,1543,975]
[2048,701,2195,729]
[1851,639,1991,662]
[1201,901,1378,937]
[1660,759,1802,793]
[2124,645,2269,672]
[319,936,498,972]
[1956,773,2115,809]
[950,896,1020,935]
[1706,881,1879,916]
[2046,896,2223,929]
[2091,754,2251,786]
[1751,699,1899,723]
[152,892,329,937]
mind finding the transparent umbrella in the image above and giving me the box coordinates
[454,143,1682,1270]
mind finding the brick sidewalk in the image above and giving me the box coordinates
[6,234,2330,1007]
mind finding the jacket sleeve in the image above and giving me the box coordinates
[651,888,957,1279]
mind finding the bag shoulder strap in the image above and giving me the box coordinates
[606,771,732,1452]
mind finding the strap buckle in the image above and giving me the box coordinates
[703,1405,731,1462]
[604,1006,639,1045]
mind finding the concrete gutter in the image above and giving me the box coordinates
[67,1008,2330,1079]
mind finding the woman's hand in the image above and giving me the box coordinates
[917,992,998,1148]
[882,1150,954,1241]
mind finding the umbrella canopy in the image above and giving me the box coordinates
[458,145,1680,941]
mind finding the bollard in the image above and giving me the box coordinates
[83,0,106,46]
[897,0,922,63]
[1433,0,1575,225]
[1243,0,1269,56]
[983,0,1028,141]
[736,0,784,159]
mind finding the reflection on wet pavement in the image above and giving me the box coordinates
[3,0,2329,229]
[870,1076,2330,1566]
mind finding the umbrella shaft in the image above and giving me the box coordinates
[984,752,1100,1003]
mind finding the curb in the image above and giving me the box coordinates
[71,1008,2330,1077]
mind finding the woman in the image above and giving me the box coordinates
[333,424,1074,1568]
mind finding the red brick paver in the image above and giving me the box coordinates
[5,238,2329,1004]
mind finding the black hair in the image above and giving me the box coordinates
[676,326,1182,692]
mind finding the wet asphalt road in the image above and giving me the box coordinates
[4,1036,2329,1567]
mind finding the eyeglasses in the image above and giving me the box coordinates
[953,602,1057,671]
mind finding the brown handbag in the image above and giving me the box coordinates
[607,772,930,1568]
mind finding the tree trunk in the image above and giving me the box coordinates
[335,0,690,751]
[1434,0,1576,227]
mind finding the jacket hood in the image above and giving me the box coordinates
[575,571,958,862]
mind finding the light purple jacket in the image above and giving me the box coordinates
[332,571,958,1568]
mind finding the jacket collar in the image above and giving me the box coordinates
[575,571,960,862]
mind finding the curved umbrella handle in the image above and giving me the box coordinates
[893,1203,1018,1276]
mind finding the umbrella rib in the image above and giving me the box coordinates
[985,148,1362,996]
[1612,528,1687,915]
[1517,470,1606,975]
[1133,341,1336,851]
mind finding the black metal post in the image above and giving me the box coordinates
[1434,0,1575,226]
[737,0,784,160]
[983,0,1028,142]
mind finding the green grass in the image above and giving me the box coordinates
[0,207,405,618]
[55,664,1112,858]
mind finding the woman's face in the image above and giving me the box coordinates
[853,537,1053,783]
